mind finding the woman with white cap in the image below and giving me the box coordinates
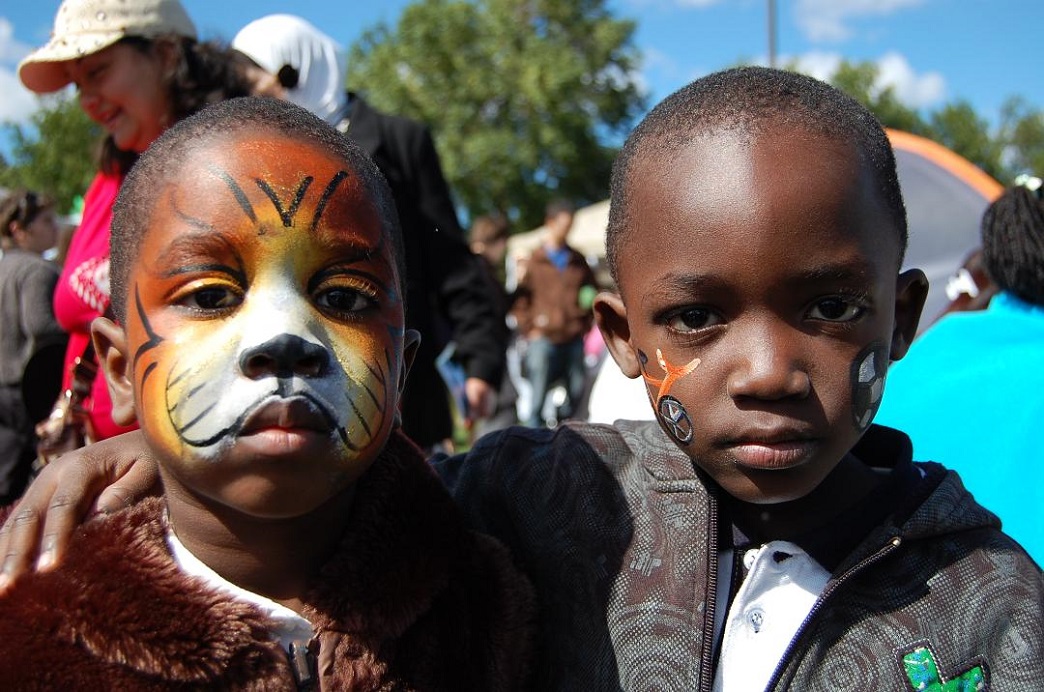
[18,0,250,449]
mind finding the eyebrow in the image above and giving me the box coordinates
[655,258,876,289]
[789,259,877,283]
[154,229,247,282]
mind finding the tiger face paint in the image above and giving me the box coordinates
[114,132,413,519]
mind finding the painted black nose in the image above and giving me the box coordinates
[239,334,328,379]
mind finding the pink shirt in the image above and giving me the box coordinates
[54,171,138,440]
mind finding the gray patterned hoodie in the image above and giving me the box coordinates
[434,420,1043,691]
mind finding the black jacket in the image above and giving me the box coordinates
[346,95,506,446]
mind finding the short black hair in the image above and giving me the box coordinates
[605,66,908,283]
[110,96,402,322]
[981,182,1044,305]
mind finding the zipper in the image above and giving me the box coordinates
[763,535,904,690]
[288,637,319,691]
[697,491,720,692]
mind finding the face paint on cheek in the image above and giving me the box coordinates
[851,341,887,432]
[324,337,397,451]
[638,347,701,445]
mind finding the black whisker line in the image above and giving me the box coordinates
[178,389,279,448]
[168,366,191,390]
[178,402,218,433]
[183,380,208,403]
[362,381,380,408]
[347,397,373,439]
[298,391,360,450]
[211,166,256,222]
[364,360,387,386]
[310,170,348,232]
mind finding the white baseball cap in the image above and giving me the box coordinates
[18,0,197,94]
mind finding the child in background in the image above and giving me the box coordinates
[0,97,531,689]
[2,68,1041,690]
[875,177,1044,563]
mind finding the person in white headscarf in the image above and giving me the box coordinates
[233,15,507,451]
[233,14,348,126]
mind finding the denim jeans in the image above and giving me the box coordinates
[523,336,586,427]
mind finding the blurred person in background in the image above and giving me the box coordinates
[233,14,506,450]
[18,0,251,444]
[0,190,66,502]
[468,214,518,436]
[512,199,598,427]
[875,175,1044,562]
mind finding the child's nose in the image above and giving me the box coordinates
[239,334,329,379]
[726,331,811,401]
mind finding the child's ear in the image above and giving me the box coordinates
[890,268,929,361]
[91,316,137,426]
[593,291,641,378]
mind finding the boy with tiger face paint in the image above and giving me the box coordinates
[0,97,533,690]
[97,113,408,521]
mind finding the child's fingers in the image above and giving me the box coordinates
[0,431,159,592]
[0,462,64,591]
[92,451,162,516]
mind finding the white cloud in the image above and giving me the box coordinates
[0,17,32,62]
[0,17,41,128]
[0,68,38,124]
[795,0,925,43]
[789,50,946,109]
[874,51,945,108]
[789,51,843,82]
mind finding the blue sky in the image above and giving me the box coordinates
[1,0,1041,157]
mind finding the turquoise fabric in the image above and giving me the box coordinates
[876,292,1044,563]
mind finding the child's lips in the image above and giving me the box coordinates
[724,430,818,470]
[238,397,332,436]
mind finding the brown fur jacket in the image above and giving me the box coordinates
[0,432,533,690]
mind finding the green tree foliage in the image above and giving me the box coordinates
[999,96,1044,178]
[827,60,930,136]
[347,0,644,228]
[818,59,1041,185]
[0,95,98,214]
[929,100,1004,180]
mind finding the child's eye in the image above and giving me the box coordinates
[666,307,721,333]
[808,297,864,322]
[315,287,374,315]
[179,286,241,311]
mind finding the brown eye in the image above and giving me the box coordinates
[667,307,720,333]
[316,288,373,314]
[181,287,240,311]
[809,298,864,322]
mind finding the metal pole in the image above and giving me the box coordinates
[768,0,777,68]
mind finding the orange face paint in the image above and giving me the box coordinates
[123,132,408,518]
[640,348,700,444]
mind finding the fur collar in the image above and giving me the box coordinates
[0,431,532,689]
